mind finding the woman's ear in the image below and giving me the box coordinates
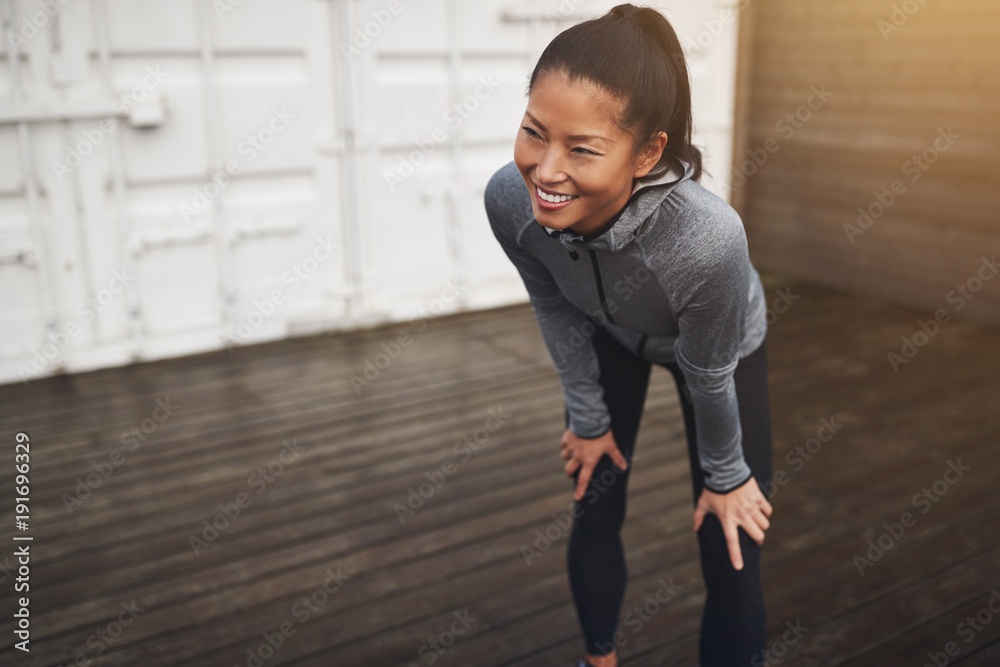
[634,131,668,178]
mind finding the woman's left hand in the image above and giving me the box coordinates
[692,476,772,571]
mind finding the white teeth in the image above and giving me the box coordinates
[537,187,576,204]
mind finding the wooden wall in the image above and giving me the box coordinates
[732,1,1000,330]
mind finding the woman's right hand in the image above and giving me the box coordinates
[560,427,630,502]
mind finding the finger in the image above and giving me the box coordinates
[564,457,580,478]
[693,491,706,531]
[760,497,774,517]
[574,464,593,502]
[611,448,629,471]
[743,519,766,546]
[724,523,744,570]
[692,506,704,532]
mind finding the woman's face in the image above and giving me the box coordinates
[513,70,665,238]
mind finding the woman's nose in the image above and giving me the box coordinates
[536,148,567,184]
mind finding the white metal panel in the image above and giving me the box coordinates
[0,0,743,385]
[106,0,200,52]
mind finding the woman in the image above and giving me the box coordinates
[483,4,775,666]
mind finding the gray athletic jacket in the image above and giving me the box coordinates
[484,157,768,494]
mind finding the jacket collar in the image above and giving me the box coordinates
[538,157,694,253]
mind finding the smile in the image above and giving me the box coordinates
[535,186,579,210]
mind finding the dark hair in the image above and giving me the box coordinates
[525,3,705,182]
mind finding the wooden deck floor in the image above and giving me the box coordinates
[2,270,1000,666]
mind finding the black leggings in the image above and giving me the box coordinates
[564,323,774,665]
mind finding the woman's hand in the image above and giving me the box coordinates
[560,428,629,502]
[693,476,773,571]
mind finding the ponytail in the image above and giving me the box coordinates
[527,3,705,182]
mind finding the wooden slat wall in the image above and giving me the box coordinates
[732,0,1000,330]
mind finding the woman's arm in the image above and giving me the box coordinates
[485,185,612,440]
[669,212,754,494]
[667,210,772,570]
[487,196,633,502]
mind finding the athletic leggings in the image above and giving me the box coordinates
[564,323,774,666]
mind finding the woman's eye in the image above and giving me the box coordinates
[521,126,598,156]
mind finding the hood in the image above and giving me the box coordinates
[538,157,695,254]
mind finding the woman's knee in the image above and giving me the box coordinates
[695,514,765,589]
[570,469,630,529]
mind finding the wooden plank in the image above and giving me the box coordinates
[2,271,999,665]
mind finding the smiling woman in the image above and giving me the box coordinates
[485,4,775,667]
[514,73,665,238]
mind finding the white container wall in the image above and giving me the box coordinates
[0,0,743,386]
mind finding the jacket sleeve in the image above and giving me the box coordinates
[671,215,754,494]
[485,185,612,439]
